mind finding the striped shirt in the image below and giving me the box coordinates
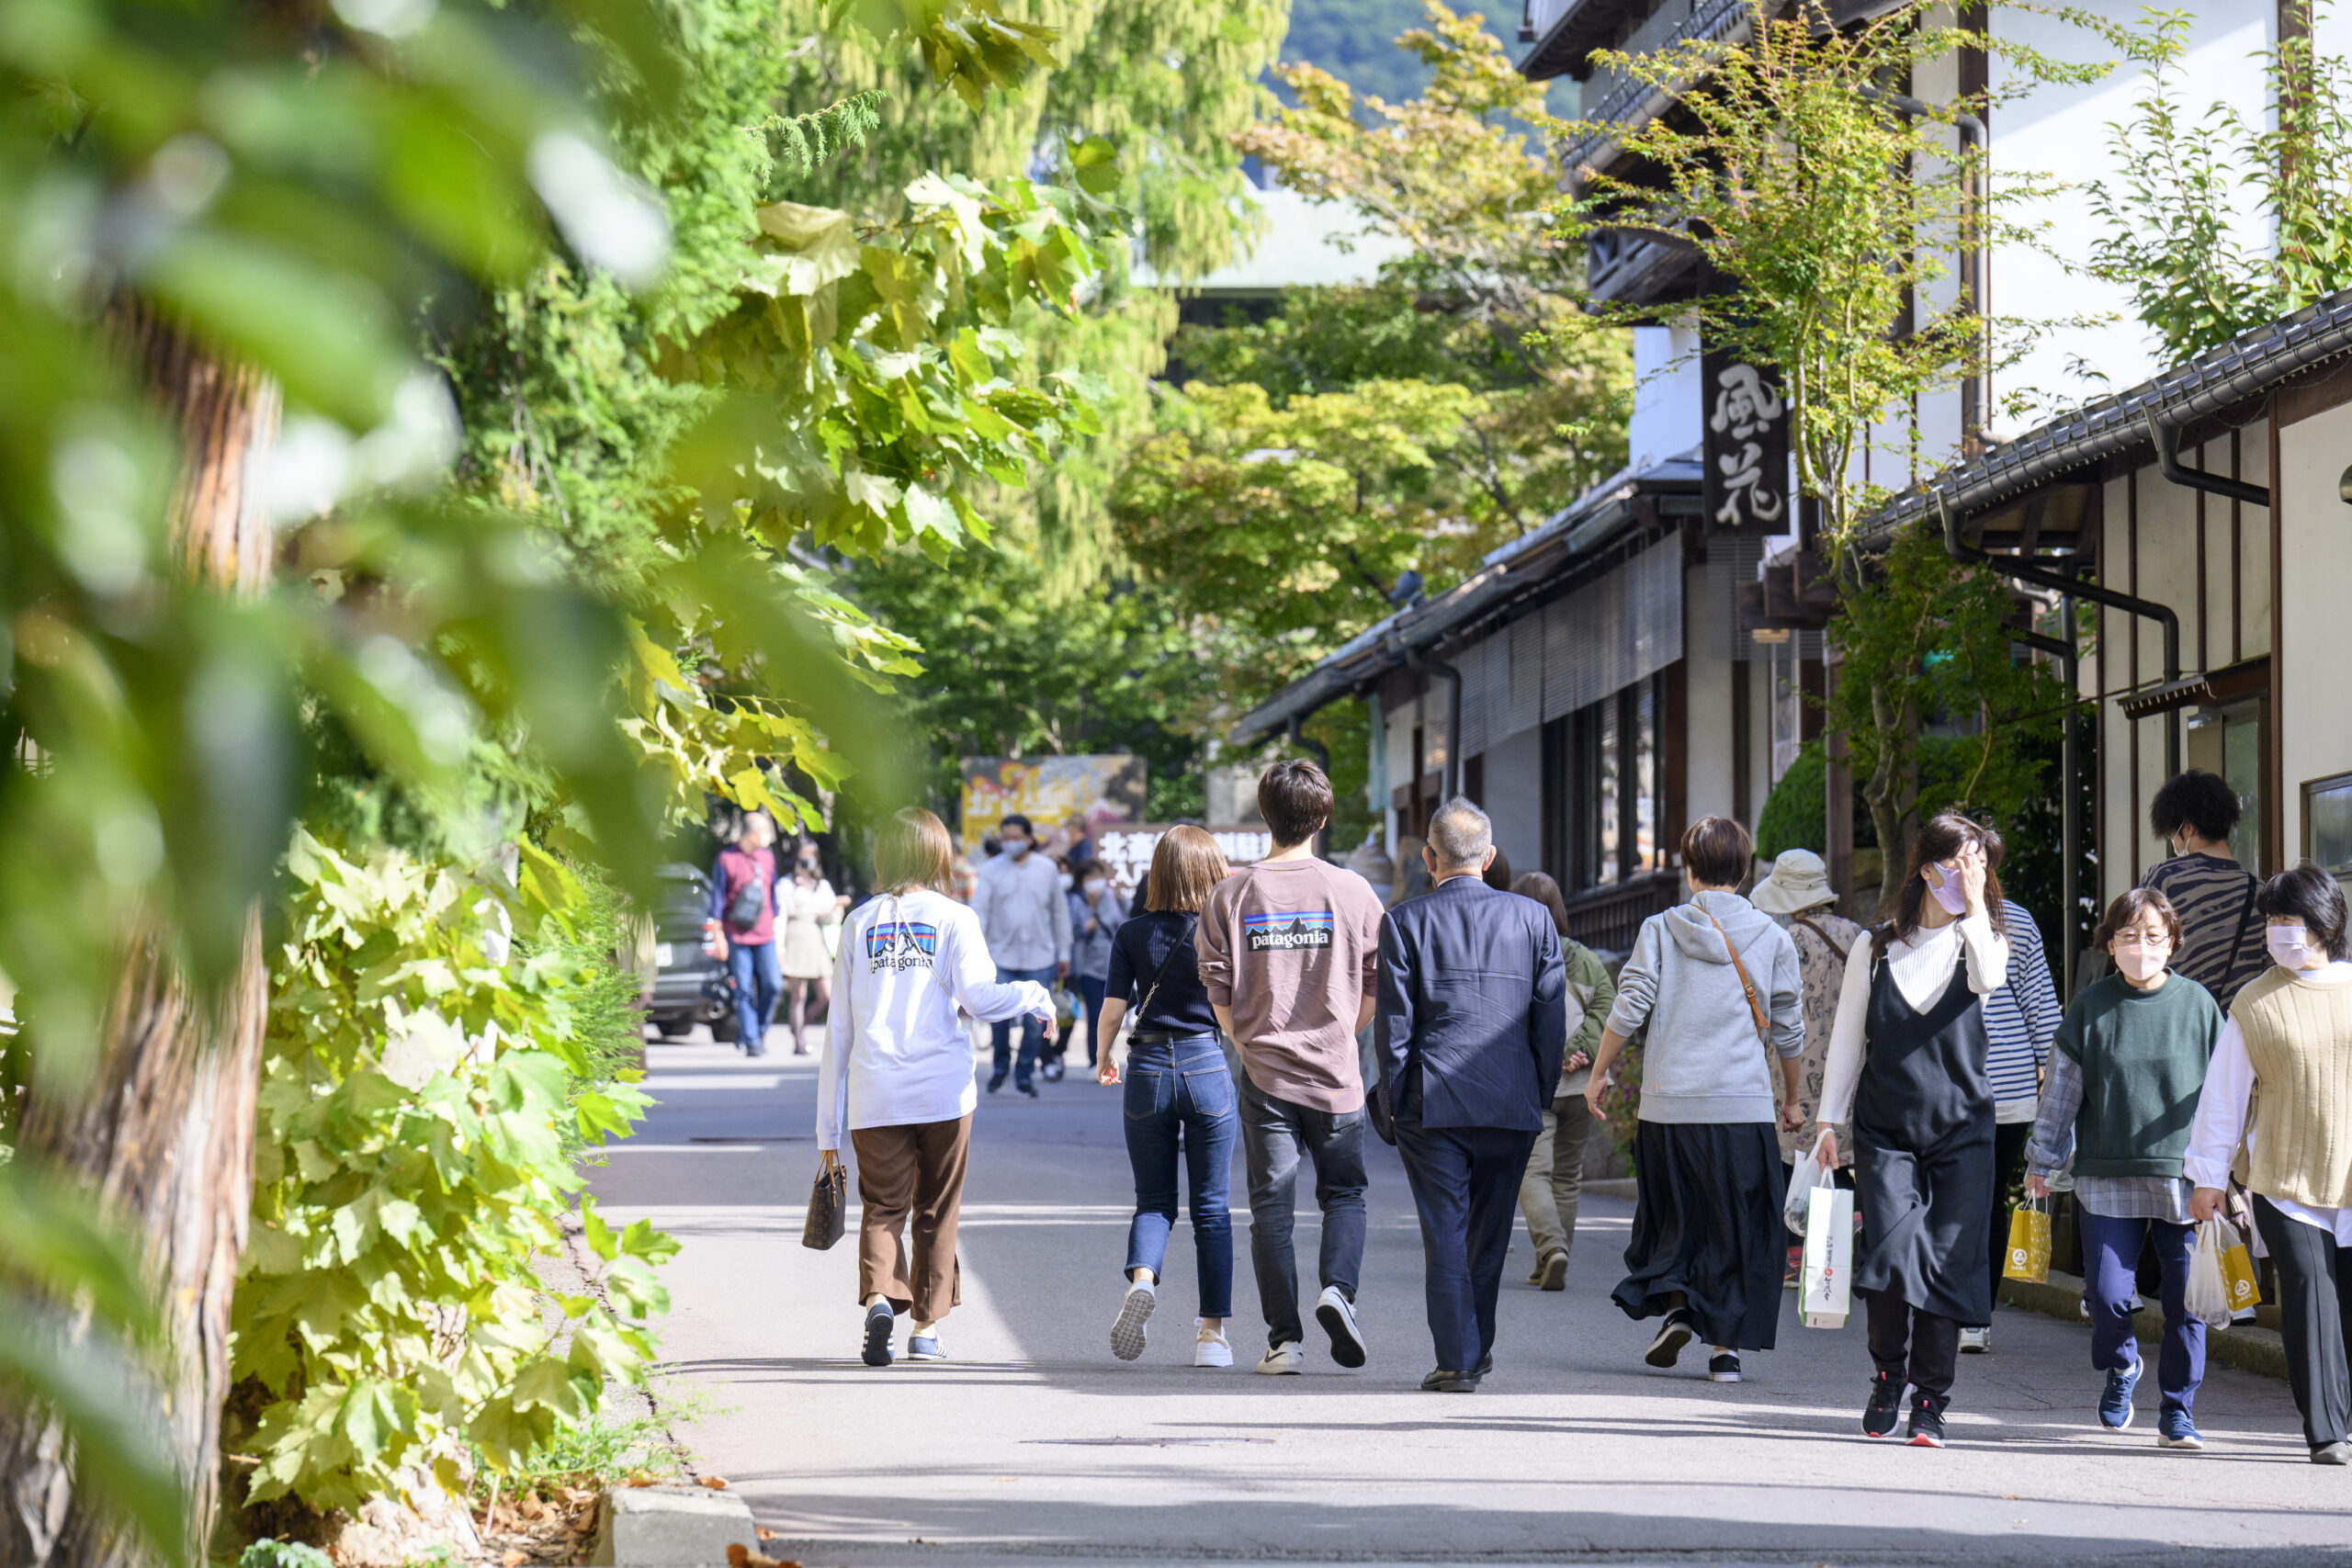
[2140,852,2265,1009]
[2025,1048,2195,1224]
[1984,898,2061,1119]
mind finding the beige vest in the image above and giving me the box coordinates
[2233,968,2352,1208]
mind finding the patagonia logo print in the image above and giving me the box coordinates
[865,920,938,971]
[1245,909,1334,953]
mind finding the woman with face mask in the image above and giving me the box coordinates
[776,840,851,1055]
[1812,814,2011,1449]
[2023,888,2222,1449]
[1064,858,1128,1073]
[2186,863,2352,1465]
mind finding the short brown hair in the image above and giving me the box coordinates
[1681,816,1754,888]
[1146,826,1228,912]
[1258,759,1333,847]
[1511,871,1570,937]
[876,807,955,894]
[2094,886,2181,953]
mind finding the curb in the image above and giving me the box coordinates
[1999,1269,2290,1381]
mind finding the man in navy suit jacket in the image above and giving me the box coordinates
[1375,796,1567,1391]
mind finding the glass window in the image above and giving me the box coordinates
[1632,679,1658,874]
[2309,773,2352,877]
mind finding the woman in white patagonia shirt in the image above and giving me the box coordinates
[2186,863,2352,1465]
[820,807,1058,1368]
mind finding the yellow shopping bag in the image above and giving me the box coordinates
[2218,1219,2262,1312]
[2004,1196,2051,1284]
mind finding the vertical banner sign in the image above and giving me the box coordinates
[1702,344,1790,532]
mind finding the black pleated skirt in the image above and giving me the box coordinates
[1613,1120,1789,1351]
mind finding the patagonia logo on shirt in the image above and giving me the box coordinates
[1245,909,1334,953]
[865,921,938,970]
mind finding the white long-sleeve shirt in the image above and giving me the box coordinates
[970,850,1072,971]
[819,888,1053,1150]
[1816,910,2011,1128]
[2184,960,2352,1243]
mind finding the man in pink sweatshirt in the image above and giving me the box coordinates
[1197,760,1385,1374]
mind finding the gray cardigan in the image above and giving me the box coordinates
[1605,888,1803,1124]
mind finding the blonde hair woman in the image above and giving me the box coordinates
[819,807,1057,1368]
[1097,827,1238,1368]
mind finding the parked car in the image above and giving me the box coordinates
[644,862,738,1043]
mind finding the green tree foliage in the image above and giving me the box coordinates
[2086,4,2352,360]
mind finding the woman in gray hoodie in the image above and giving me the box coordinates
[1585,817,1804,1383]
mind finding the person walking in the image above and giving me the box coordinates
[1750,849,1864,1286]
[1586,817,1804,1385]
[708,811,786,1056]
[2187,863,2352,1464]
[1068,859,1127,1072]
[1097,827,1238,1370]
[2141,770,2267,1009]
[1509,871,1616,1291]
[1967,830,2062,1353]
[971,812,1071,1098]
[1376,800,1567,1391]
[777,839,848,1056]
[819,807,1058,1368]
[1197,759,1385,1375]
[1814,814,2012,1449]
[2023,886,2221,1448]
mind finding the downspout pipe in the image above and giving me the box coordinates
[1404,649,1464,803]
[2142,409,2270,508]
[1939,492,2181,777]
[1284,714,1331,777]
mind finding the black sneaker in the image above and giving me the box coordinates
[861,1301,895,1368]
[1419,1367,1480,1393]
[1707,1351,1741,1382]
[1019,1081,1040,1099]
[1644,1309,1696,1369]
[987,1071,1007,1093]
[1907,1391,1950,1449]
[1862,1371,1905,1438]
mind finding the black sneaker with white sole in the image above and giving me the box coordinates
[861,1301,895,1368]
[1707,1351,1741,1382]
[1862,1371,1905,1438]
[1316,1284,1367,1369]
[1644,1309,1696,1369]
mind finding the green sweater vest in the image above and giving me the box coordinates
[2056,973,2223,1178]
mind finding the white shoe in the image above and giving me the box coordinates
[1194,1321,1233,1369]
[1958,1325,1991,1355]
[1316,1284,1367,1370]
[1256,1341,1304,1375]
[1110,1281,1156,1362]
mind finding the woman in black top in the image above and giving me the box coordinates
[1097,827,1237,1368]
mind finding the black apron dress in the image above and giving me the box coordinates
[1851,954,1996,1326]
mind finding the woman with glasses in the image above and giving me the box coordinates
[2024,887,2222,1449]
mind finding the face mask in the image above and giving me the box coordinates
[2113,944,2169,984]
[1057,872,1074,892]
[1004,839,1030,858]
[2267,923,2319,969]
[1083,878,1106,897]
[1927,864,1969,916]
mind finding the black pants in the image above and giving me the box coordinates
[1984,1120,2033,1314]
[1867,1290,1961,1400]
[1395,1120,1539,1374]
[2254,1194,2352,1450]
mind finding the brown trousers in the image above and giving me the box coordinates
[851,1114,971,1322]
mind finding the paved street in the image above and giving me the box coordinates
[588,1037,2351,1567]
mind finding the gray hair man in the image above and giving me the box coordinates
[1374,796,1567,1390]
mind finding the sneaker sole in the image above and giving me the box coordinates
[1110,1291,1156,1362]
[2157,1434,2203,1450]
[1645,1319,1694,1369]
[1255,1359,1301,1375]
[1709,1368,1741,1383]
[1907,1431,1947,1449]
[1317,1300,1368,1369]
[1539,1254,1568,1292]
[862,1313,894,1368]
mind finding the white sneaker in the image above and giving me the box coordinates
[1110,1281,1156,1362]
[1316,1284,1367,1369]
[1194,1321,1233,1369]
[1256,1341,1304,1375]
[1958,1325,1992,1355]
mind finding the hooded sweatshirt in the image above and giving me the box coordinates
[1604,887,1804,1124]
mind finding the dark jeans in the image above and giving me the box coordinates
[2078,1210,2203,1416]
[1867,1290,1961,1400]
[727,939,782,1052]
[1237,1066,1368,1349]
[1121,1035,1237,1318]
[1069,974,1108,1066]
[1985,1119,2032,1312]
[1396,1118,1538,1374]
[2254,1194,2352,1450]
[989,964,1057,1086]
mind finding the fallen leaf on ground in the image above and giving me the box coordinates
[626,1469,655,1487]
[725,1546,780,1568]
[755,1527,777,1540]
[502,1551,526,1566]
[700,1474,729,1490]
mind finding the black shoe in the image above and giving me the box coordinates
[1707,1351,1741,1382]
[1907,1391,1950,1449]
[1475,1351,1493,1378]
[861,1302,895,1368]
[1420,1367,1481,1393]
[1644,1309,1696,1369]
[1019,1081,1040,1099]
[987,1071,1007,1093]
[1862,1371,1905,1438]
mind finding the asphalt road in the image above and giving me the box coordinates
[585,1033,2351,1568]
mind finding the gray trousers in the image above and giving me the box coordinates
[1237,1067,1368,1349]
[1518,1093,1594,1263]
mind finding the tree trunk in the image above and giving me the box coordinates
[0,304,279,1567]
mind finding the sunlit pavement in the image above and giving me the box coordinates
[587,1035,2346,1567]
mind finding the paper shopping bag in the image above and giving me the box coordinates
[2003,1196,2051,1284]
[1800,1180,1853,1329]
[2216,1217,2262,1313]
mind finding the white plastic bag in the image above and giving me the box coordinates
[1784,1150,1825,1236]
[1799,1179,1854,1329]
[2185,1219,2233,1331]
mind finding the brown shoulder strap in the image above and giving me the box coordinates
[1792,913,1850,964]
[1699,906,1772,1048]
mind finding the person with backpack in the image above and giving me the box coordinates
[707,810,786,1055]
[1097,827,1237,1369]
[1586,817,1804,1386]
[1509,871,1617,1290]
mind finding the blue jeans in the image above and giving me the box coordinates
[1122,1035,1237,1317]
[727,939,782,1052]
[2080,1209,2205,1416]
[990,964,1058,1086]
[1069,975,1108,1065]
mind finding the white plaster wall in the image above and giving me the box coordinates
[1630,321,1705,472]
[1483,725,1545,880]
[1686,569,1736,825]
[2275,401,2352,863]
[1385,696,1419,813]
[2240,420,2273,660]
